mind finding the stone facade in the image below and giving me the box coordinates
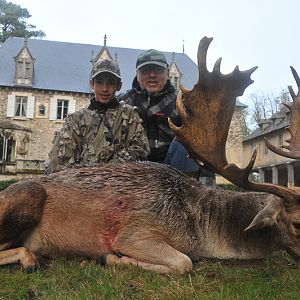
[216,107,244,184]
[0,86,245,182]
[0,37,246,181]
[0,86,91,180]
[243,106,300,187]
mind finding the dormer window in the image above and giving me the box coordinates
[15,59,34,85]
[169,53,182,91]
[13,38,35,86]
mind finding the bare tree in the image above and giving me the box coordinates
[241,108,252,137]
[247,88,291,127]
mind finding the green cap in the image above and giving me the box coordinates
[91,59,121,79]
[136,49,168,70]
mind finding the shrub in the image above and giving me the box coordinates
[0,179,18,191]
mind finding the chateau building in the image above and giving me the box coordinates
[243,105,300,187]
[0,36,245,180]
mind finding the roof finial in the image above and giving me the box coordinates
[90,50,95,64]
[104,34,107,46]
[24,34,28,47]
[172,52,176,63]
[182,39,185,54]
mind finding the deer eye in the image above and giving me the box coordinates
[294,223,300,230]
[293,223,300,238]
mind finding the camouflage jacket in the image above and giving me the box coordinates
[46,98,150,174]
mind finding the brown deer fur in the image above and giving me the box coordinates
[0,162,299,273]
[1,37,300,274]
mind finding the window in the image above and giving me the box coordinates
[17,60,24,77]
[49,97,76,121]
[15,57,34,85]
[173,77,178,90]
[15,96,28,117]
[0,136,16,163]
[57,100,69,120]
[7,94,35,119]
[25,62,31,79]
[170,76,179,90]
[39,104,46,116]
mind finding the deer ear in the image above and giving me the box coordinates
[244,198,284,231]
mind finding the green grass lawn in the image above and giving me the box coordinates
[0,253,299,300]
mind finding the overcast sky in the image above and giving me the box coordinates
[11,0,300,104]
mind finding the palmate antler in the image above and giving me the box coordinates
[264,67,300,159]
[169,36,300,204]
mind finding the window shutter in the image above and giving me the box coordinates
[6,95,15,117]
[49,98,57,120]
[26,96,35,118]
[68,99,76,114]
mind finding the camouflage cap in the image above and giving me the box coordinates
[91,59,121,80]
[136,49,168,70]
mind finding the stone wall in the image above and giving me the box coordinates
[227,108,243,167]
[0,87,91,179]
[1,87,245,182]
[216,107,244,184]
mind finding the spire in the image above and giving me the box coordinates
[90,50,95,64]
[182,39,185,54]
[24,35,28,48]
[92,33,113,65]
[172,52,176,63]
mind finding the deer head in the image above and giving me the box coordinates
[169,37,300,206]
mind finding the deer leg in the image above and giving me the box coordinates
[101,253,175,273]
[0,241,11,251]
[0,181,46,244]
[0,247,39,270]
[103,240,193,274]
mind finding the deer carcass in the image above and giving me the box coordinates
[1,37,300,274]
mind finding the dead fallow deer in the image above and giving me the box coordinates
[1,37,300,274]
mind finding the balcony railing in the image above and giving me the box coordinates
[0,159,45,174]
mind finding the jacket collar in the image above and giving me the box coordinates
[88,97,120,112]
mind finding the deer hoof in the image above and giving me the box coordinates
[97,254,107,267]
[19,248,39,271]
[24,263,40,273]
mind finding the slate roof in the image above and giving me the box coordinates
[0,37,246,108]
[0,37,197,93]
[243,106,290,141]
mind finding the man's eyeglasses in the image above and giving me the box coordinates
[139,65,165,75]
